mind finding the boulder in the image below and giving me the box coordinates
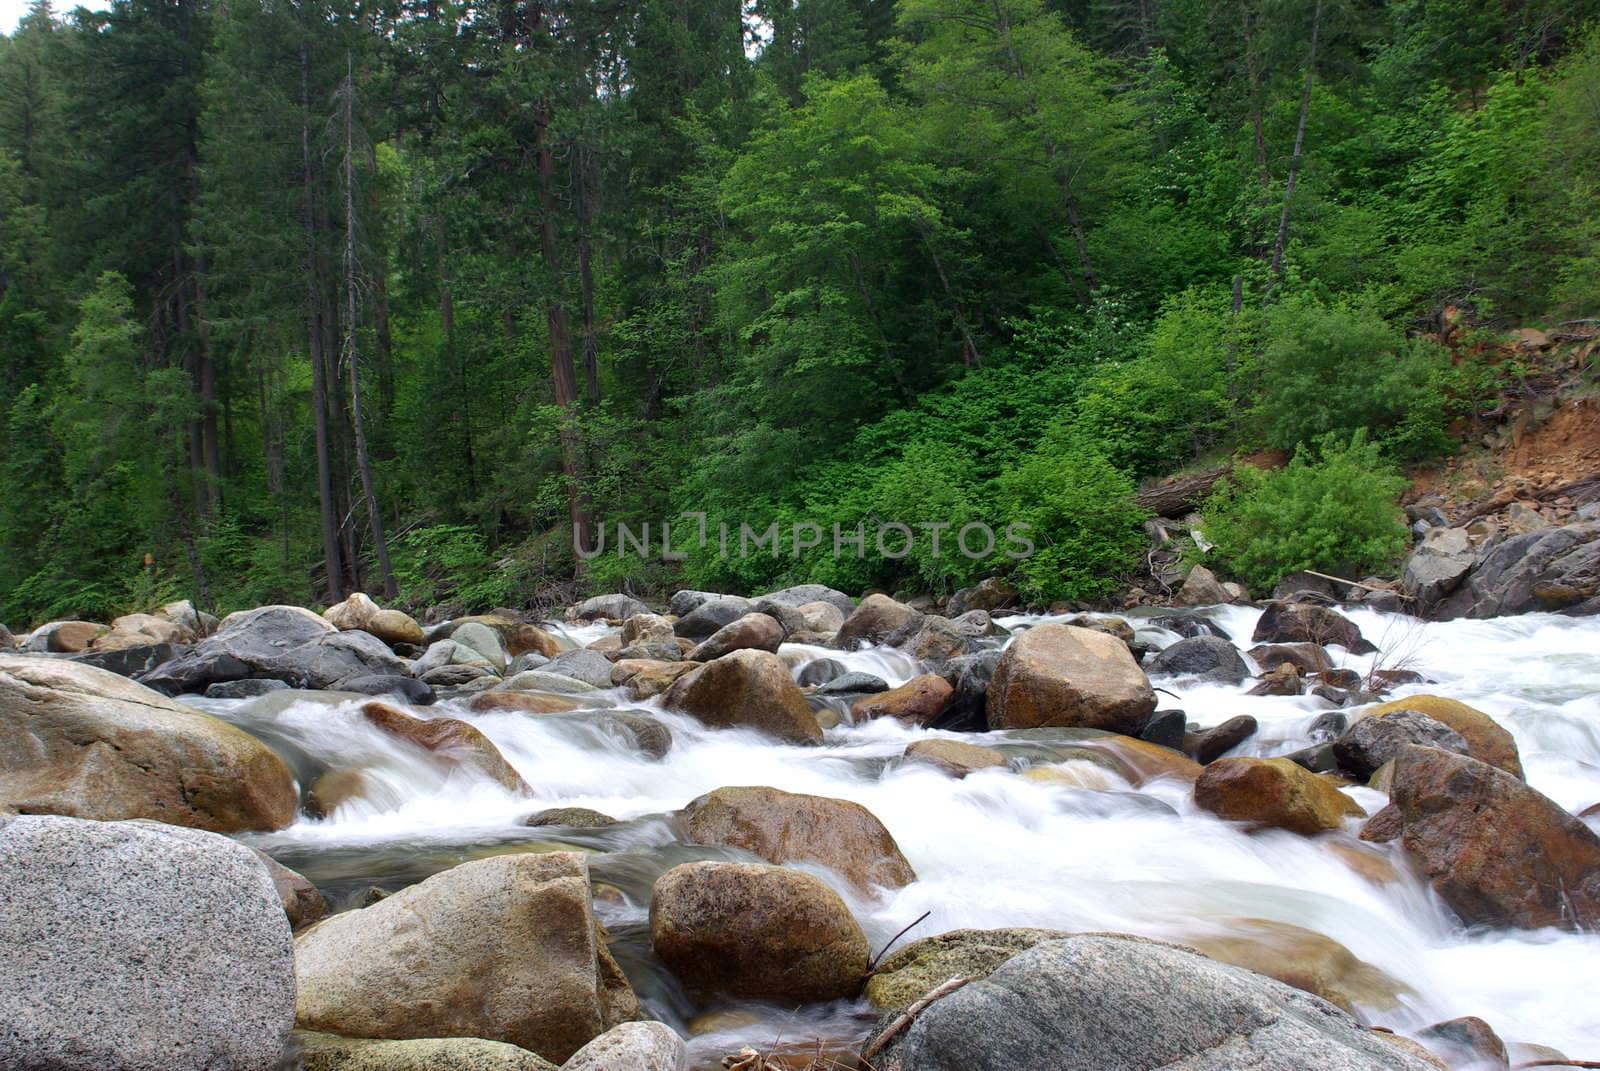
[1416,1017,1509,1071]
[904,739,1008,778]
[0,655,298,832]
[359,702,530,794]
[0,622,13,648]
[569,593,649,622]
[295,852,639,1064]
[1252,601,1376,654]
[1176,565,1233,607]
[523,806,616,829]
[366,609,424,648]
[451,622,508,669]
[141,605,407,693]
[797,657,845,686]
[341,675,436,706]
[1435,521,1600,619]
[889,614,981,667]
[293,1031,557,1071]
[936,649,1002,731]
[663,650,822,745]
[667,590,724,617]
[815,671,889,694]
[1147,635,1249,685]
[793,600,846,634]
[945,576,1017,617]
[561,1022,688,1071]
[1139,708,1187,750]
[623,661,699,701]
[1332,709,1468,780]
[0,815,295,1071]
[470,690,582,715]
[1385,745,1600,930]
[1358,695,1522,778]
[850,673,954,726]
[649,861,869,1003]
[69,640,185,678]
[868,933,1439,1071]
[1402,527,1476,614]
[206,678,290,700]
[254,850,328,930]
[834,593,922,650]
[757,584,855,616]
[866,927,1069,1009]
[1249,643,1333,676]
[621,613,676,646]
[27,619,108,653]
[414,638,496,676]
[986,624,1156,734]
[545,648,619,688]
[93,613,189,649]
[498,669,598,695]
[1249,662,1305,696]
[679,785,915,892]
[688,612,784,661]
[1179,918,1409,1016]
[672,596,754,639]
[1194,757,1363,834]
[324,592,381,631]
[545,710,673,760]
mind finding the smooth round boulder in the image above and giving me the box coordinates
[561,1022,688,1071]
[1185,714,1259,764]
[649,861,869,1003]
[850,673,953,726]
[904,738,1007,778]
[1358,695,1522,778]
[986,623,1156,733]
[324,592,381,631]
[295,852,639,1064]
[1147,635,1250,685]
[0,815,296,1071]
[1194,756,1364,835]
[545,648,620,688]
[679,785,915,892]
[0,655,298,831]
[663,650,822,745]
[569,593,649,623]
[293,1031,558,1071]
[1252,601,1376,654]
[688,612,785,661]
[834,593,921,650]
[366,608,425,648]
[672,596,754,639]
[359,701,530,794]
[1332,708,1468,780]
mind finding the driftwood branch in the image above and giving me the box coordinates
[1135,467,1228,518]
[859,975,973,1065]
[1301,570,1412,598]
[1514,1061,1600,1069]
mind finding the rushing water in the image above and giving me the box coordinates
[196,604,1600,1064]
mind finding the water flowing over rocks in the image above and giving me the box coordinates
[849,672,953,725]
[0,655,298,830]
[294,852,639,1064]
[0,815,296,1071]
[649,860,870,1003]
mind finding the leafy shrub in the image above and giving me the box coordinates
[1198,433,1410,592]
[392,524,521,611]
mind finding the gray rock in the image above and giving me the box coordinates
[749,597,807,635]
[420,663,499,687]
[1186,715,1258,764]
[414,638,494,676]
[936,649,1003,732]
[294,1031,557,1071]
[755,584,856,616]
[341,674,436,706]
[507,651,552,675]
[1403,527,1476,614]
[205,678,290,700]
[546,648,620,688]
[498,670,600,695]
[543,710,673,759]
[1252,602,1375,654]
[870,933,1439,1071]
[815,671,890,694]
[0,815,295,1071]
[1333,710,1469,780]
[1307,711,1349,742]
[1176,565,1233,607]
[1147,636,1250,685]
[797,658,846,686]
[560,1022,687,1071]
[140,605,407,693]
[451,622,508,670]
[69,642,186,679]
[667,590,724,617]
[570,593,650,622]
[523,807,617,829]
[946,577,1017,617]
[672,596,754,639]
[1436,522,1600,619]
[1139,709,1188,751]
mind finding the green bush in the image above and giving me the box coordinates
[996,433,1149,602]
[1198,433,1410,592]
[392,524,522,611]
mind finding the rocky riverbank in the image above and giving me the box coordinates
[3,582,1599,1069]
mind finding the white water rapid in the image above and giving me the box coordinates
[198,605,1600,1065]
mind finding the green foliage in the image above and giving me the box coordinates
[391,524,523,612]
[1199,434,1410,592]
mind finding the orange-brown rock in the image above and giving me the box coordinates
[359,701,531,794]
[904,739,1007,778]
[469,691,582,715]
[1359,696,1522,778]
[986,624,1155,733]
[679,785,915,892]
[1075,734,1204,786]
[1194,756,1364,834]
[622,660,699,700]
[663,650,822,744]
[688,612,784,661]
[1181,918,1410,1015]
[850,674,953,726]
[1386,745,1600,930]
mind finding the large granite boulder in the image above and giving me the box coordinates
[294,852,640,1064]
[1147,635,1250,685]
[662,650,822,744]
[560,1022,688,1071]
[0,815,295,1071]
[569,593,650,622]
[868,933,1440,1071]
[358,701,531,794]
[0,655,298,831]
[140,605,407,693]
[679,785,915,892]
[1435,521,1600,618]
[1356,695,1522,778]
[834,593,922,650]
[1252,602,1376,654]
[672,596,754,639]
[986,624,1155,733]
[757,584,856,616]
[293,1031,557,1071]
[649,861,869,1003]
[688,612,784,661]
[1194,757,1363,835]
[850,673,954,726]
[1332,708,1468,781]
[1402,527,1476,614]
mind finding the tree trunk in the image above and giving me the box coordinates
[574,138,602,404]
[1267,0,1323,289]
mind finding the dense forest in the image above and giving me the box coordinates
[2,0,1598,624]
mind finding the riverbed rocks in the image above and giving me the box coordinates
[359,701,531,794]
[679,785,915,892]
[1180,918,1409,1017]
[1252,601,1377,653]
[1176,564,1233,606]
[570,593,649,622]
[1185,714,1258,764]
[1249,642,1334,676]
[543,648,619,687]
[834,593,922,650]
[1194,756,1364,834]
[295,852,639,1064]
[1403,527,1477,613]
[1382,745,1600,930]
[688,612,784,661]
[649,860,869,1002]
[1434,521,1600,619]
[672,596,753,639]
[293,1032,558,1071]
[1147,634,1250,684]
[0,655,298,831]
[25,619,107,652]
[1332,708,1468,780]
[866,927,1068,1009]
[904,738,1008,777]
[561,1022,687,1071]
[663,649,822,744]
[986,623,1156,733]
[850,673,953,725]
[1358,695,1522,777]
[0,814,296,1071]
[867,933,1439,1071]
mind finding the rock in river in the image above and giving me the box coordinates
[986,623,1156,734]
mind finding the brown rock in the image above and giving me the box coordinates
[1248,663,1304,696]
[904,739,1007,778]
[1176,565,1232,607]
[1186,715,1259,764]
[793,601,846,634]
[1417,1017,1509,1070]
[679,785,915,892]
[1181,918,1410,1016]
[850,674,953,726]
[45,621,108,653]
[253,850,328,930]
[1386,745,1600,930]
[366,609,424,648]
[1359,695,1522,778]
[623,660,699,700]
[1327,842,1401,885]
[986,624,1156,733]
[324,593,381,631]
[663,650,822,745]
[620,613,675,646]
[359,701,531,794]
[469,691,582,715]
[504,624,561,659]
[649,861,869,1003]
[1359,803,1403,843]
[688,613,784,661]
[1252,601,1376,653]
[1194,756,1364,834]
[835,594,921,650]
[1077,734,1204,785]
[0,655,298,832]
[1247,643,1333,676]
